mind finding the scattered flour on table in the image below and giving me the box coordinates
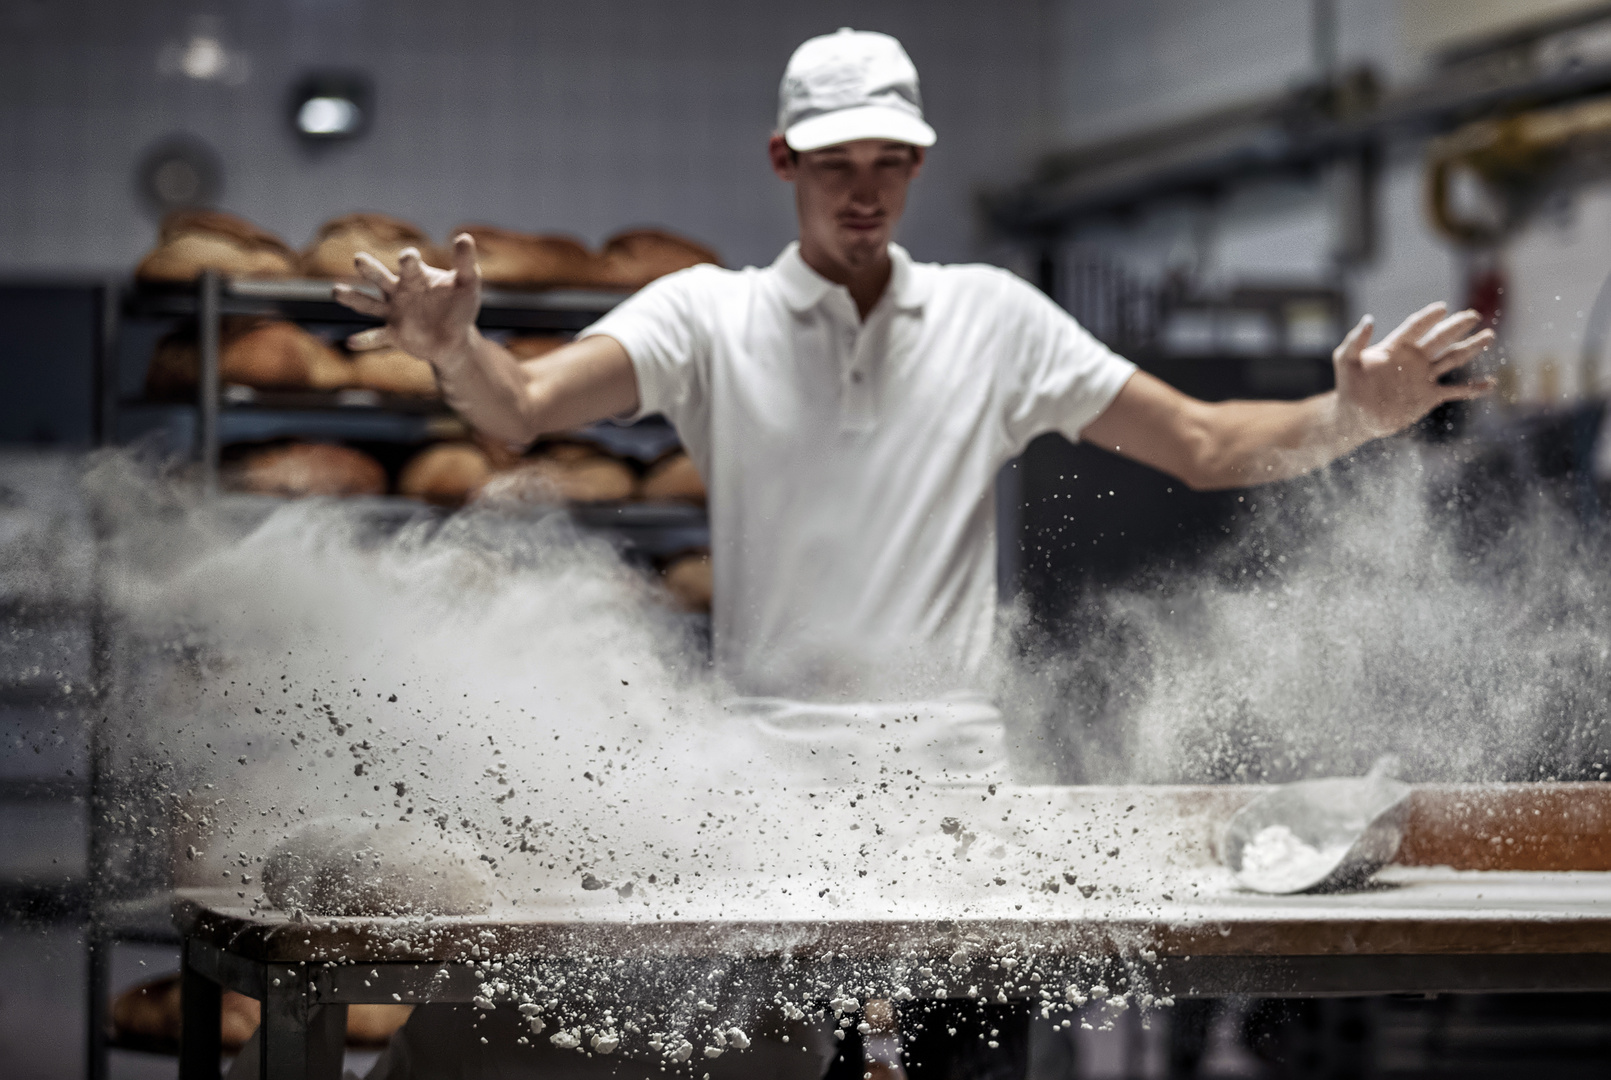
[15,442,1611,1064]
[1235,824,1348,893]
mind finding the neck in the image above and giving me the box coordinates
[797,238,892,320]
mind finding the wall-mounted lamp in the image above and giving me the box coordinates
[289,73,372,142]
[136,134,224,217]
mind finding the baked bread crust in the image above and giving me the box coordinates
[135,209,298,282]
[592,228,720,289]
[300,212,447,279]
[112,972,409,1050]
[457,224,599,288]
[476,443,636,505]
[640,451,705,503]
[145,318,353,394]
[227,321,353,390]
[231,442,387,497]
[351,347,439,397]
[662,550,712,612]
[110,973,261,1050]
[397,442,493,506]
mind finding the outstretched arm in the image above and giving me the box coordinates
[333,233,639,447]
[1079,303,1496,490]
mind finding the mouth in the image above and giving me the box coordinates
[839,216,884,235]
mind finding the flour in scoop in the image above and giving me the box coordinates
[1237,824,1349,893]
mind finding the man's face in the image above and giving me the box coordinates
[770,137,924,270]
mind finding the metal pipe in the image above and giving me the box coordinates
[198,271,221,495]
[96,278,120,447]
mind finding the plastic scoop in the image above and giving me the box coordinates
[1221,758,1412,894]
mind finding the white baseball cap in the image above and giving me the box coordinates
[777,28,937,152]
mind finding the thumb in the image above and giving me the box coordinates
[1334,314,1374,365]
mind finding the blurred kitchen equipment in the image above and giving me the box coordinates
[1426,93,1611,244]
[1222,758,1411,894]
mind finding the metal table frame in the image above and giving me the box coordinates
[175,890,1611,1080]
[180,937,485,1080]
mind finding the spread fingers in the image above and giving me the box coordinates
[346,326,393,352]
[451,233,481,284]
[1438,376,1496,403]
[1429,330,1495,378]
[397,247,429,286]
[1379,301,1448,349]
[1417,310,1483,356]
[353,252,398,293]
[332,283,388,318]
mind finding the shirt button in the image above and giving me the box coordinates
[850,371,863,384]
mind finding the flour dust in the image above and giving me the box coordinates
[1008,437,1611,788]
[7,435,1610,1067]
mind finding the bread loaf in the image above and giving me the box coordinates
[135,209,298,282]
[112,973,409,1050]
[226,321,353,390]
[506,335,569,360]
[231,442,387,498]
[397,442,493,506]
[640,451,705,503]
[351,347,439,397]
[592,228,720,289]
[475,443,636,506]
[144,318,353,394]
[662,551,712,612]
[111,973,261,1050]
[457,224,598,288]
[345,1004,416,1046]
[144,328,211,397]
[300,212,447,279]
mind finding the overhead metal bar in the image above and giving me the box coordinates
[985,20,1611,237]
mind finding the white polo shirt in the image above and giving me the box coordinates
[583,242,1134,709]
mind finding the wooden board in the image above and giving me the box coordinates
[1399,783,1611,871]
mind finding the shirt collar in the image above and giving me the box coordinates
[773,241,931,314]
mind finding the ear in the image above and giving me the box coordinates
[909,145,926,180]
[768,134,796,181]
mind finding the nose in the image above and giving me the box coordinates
[848,167,882,211]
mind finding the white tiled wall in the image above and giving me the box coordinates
[0,0,1053,275]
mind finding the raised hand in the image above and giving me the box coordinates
[1332,302,1496,440]
[333,233,483,365]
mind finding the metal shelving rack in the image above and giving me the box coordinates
[111,272,710,558]
[78,273,710,1079]
[122,272,633,487]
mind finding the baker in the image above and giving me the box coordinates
[328,25,1493,1080]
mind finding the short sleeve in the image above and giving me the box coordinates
[994,272,1136,457]
[577,266,715,433]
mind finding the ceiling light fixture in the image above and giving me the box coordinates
[157,15,250,85]
[289,73,373,142]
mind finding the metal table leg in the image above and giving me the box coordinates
[86,927,110,1080]
[197,270,220,496]
[261,965,345,1080]
[181,940,223,1080]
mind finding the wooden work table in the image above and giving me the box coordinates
[172,783,1611,1080]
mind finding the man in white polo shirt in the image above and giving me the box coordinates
[326,27,1492,1078]
[338,27,1491,789]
